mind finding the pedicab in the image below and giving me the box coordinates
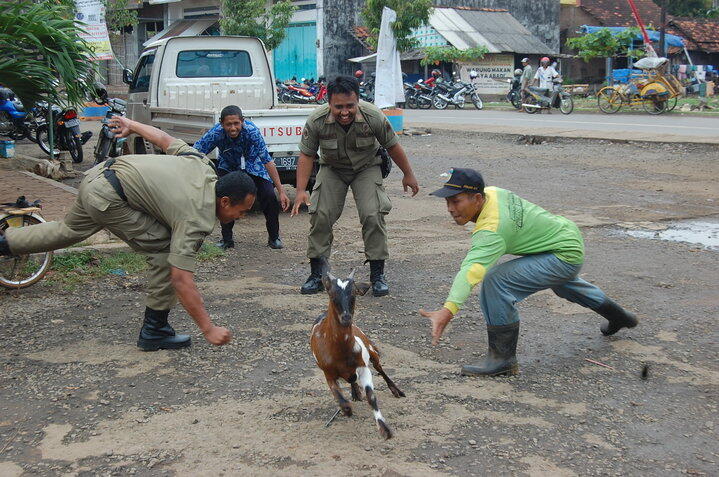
[596,57,683,115]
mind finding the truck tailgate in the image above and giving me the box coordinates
[149,107,314,154]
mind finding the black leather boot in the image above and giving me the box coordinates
[369,260,389,297]
[300,258,325,294]
[137,307,191,351]
[595,298,638,336]
[461,322,519,377]
[0,233,12,256]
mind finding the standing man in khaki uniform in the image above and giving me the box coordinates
[0,117,256,350]
[291,76,419,296]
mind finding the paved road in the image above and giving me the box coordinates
[404,109,719,142]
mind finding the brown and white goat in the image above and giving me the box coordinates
[310,269,405,439]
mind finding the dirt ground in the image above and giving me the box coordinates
[1,131,718,476]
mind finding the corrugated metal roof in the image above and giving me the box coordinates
[429,7,554,55]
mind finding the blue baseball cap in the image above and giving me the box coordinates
[430,168,485,198]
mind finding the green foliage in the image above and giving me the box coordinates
[196,243,225,262]
[0,0,97,108]
[220,0,296,51]
[361,0,432,52]
[104,0,139,34]
[419,46,488,66]
[663,0,713,17]
[566,27,645,62]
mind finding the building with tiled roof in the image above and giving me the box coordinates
[576,0,662,28]
[561,0,719,83]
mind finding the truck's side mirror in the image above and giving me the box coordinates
[122,68,134,85]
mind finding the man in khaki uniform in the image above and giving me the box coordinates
[291,76,419,296]
[0,117,256,350]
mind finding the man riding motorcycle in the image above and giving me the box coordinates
[532,57,561,113]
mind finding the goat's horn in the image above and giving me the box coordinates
[348,268,356,280]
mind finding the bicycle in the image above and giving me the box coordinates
[0,197,53,289]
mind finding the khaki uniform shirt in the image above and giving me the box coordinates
[109,139,217,272]
[299,100,399,172]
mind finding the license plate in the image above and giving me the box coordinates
[274,155,298,170]
[64,118,80,128]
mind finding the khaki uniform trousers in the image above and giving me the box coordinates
[6,164,177,310]
[307,164,392,260]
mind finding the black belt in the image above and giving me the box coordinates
[103,158,127,201]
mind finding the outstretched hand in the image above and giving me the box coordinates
[419,308,453,346]
[108,115,133,138]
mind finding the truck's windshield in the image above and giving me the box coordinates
[176,50,252,78]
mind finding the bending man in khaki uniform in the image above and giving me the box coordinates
[0,117,256,350]
[291,76,419,296]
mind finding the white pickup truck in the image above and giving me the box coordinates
[122,36,313,186]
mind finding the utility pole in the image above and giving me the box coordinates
[659,0,667,57]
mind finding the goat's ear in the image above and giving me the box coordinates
[321,274,333,293]
[354,282,371,296]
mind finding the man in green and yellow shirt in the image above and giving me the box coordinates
[420,168,638,376]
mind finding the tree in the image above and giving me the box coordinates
[0,0,97,108]
[220,0,296,51]
[565,27,645,62]
[663,0,712,17]
[361,0,432,52]
[104,0,139,34]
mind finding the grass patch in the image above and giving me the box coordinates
[197,243,225,262]
[48,249,148,290]
[46,244,224,290]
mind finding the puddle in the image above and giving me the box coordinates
[618,219,719,250]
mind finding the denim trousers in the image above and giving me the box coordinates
[479,253,607,325]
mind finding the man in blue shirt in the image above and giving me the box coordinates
[195,105,290,249]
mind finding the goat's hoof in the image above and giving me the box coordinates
[390,386,405,398]
[351,393,362,402]
[341,404,353,417]
[378,420,393,440]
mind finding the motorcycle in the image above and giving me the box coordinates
[522,81,574,114]
[277,80,317,104]
[506,76,523,109]
[359,75,375,102]
[432,80,483,110]
[403,82,418,109]
[0,88,40,141]
[409,80,435,109]
[35,103,92,163]
[92,84,127,165]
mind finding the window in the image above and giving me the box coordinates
[176,50,252,78]
[130,53,155,93]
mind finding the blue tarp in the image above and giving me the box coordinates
[580,25,686,48]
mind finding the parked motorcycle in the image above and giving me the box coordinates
[359,75,375,102]
[92,84,127,165]
[408,80,435,109]
[522,81,574,114]
[35,103,92,163]
[276,80,317,104]
[0,88,40,141]
[432,79,483,110]
[506,76,523,110]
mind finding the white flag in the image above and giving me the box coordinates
[374,6,404,109]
